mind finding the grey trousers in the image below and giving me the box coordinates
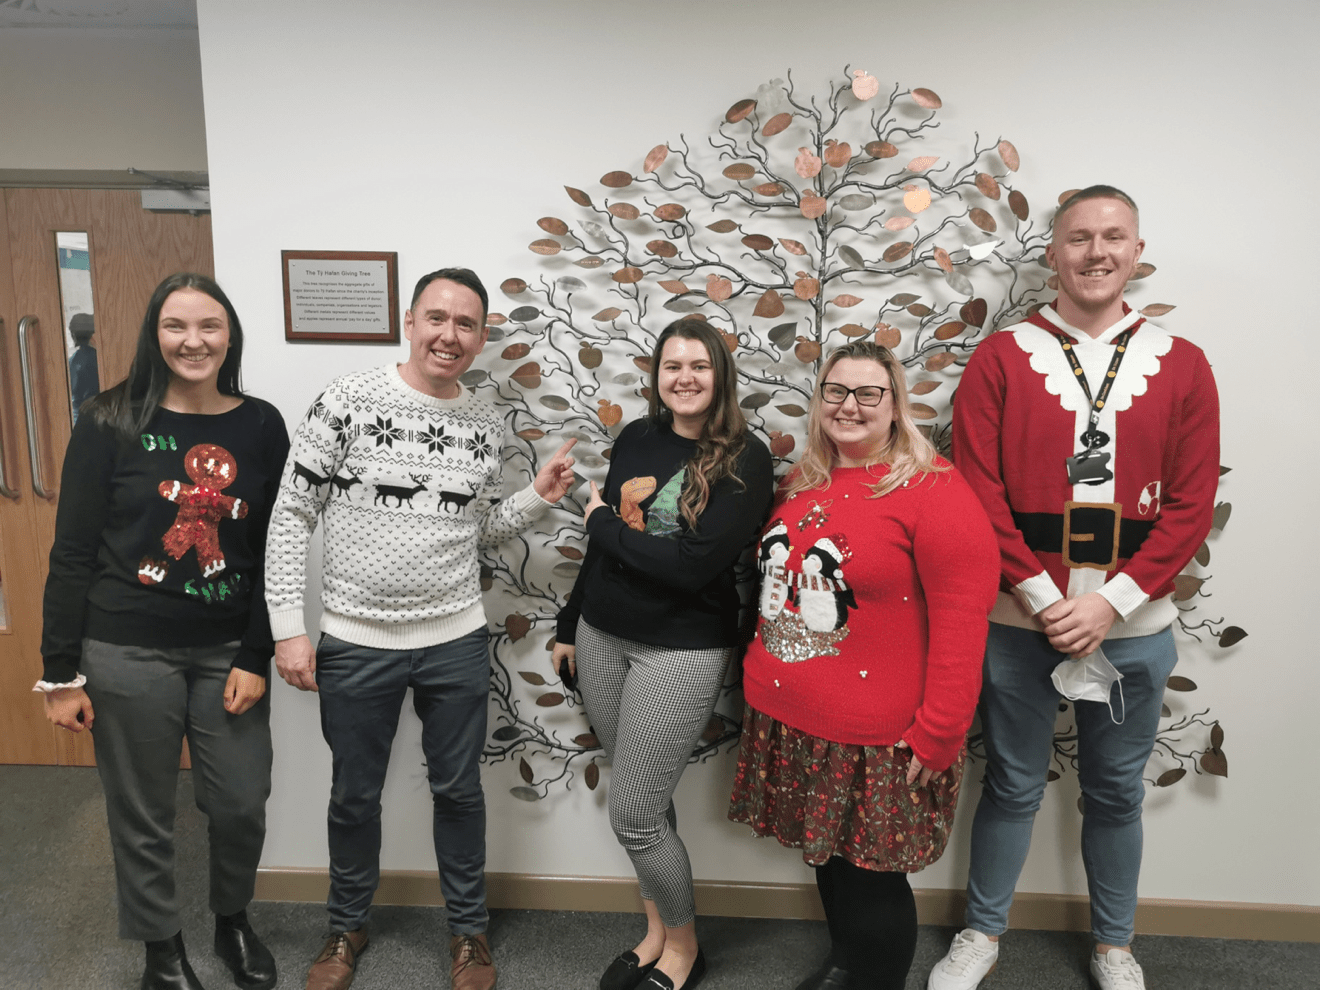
[82,639,272,942]
[576,619,731,928]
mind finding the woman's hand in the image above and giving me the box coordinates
[550,642,576,683]
[583,481,608,523]
[895,739,935,787]
[44,687,95,733]
[224,669,267,715]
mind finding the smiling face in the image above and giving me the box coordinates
[657,334,716,438]
[157,288,230,392]
[1046,196,1145,332]
[820,357,894,467]
[401,278,488,399]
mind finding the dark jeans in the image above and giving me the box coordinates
[316,628,490,934]
[82,639,271,941]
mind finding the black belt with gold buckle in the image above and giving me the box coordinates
[1012,503,1153,571]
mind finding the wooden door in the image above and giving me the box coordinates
[0,188,213,765]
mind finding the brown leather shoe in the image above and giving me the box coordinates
[305,928,369,990]
[450,933,496,990]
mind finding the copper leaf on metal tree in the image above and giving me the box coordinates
[510,786,540,802]
[643,144,669,173]
[574,733,600,750]
[910,380,941,395]
[501,343,531,360]
[535,692,565,708]
[1172,574,1203,601]
[519,758,534,783]
[911,87,943,109]
[1009,189,1029,221]
[585,761,600,790]
[1156,768,1187,787]
[998,139,1020,171]
[726,98,756,122]
[1212,501,1232,531]
[529,239,561,255]
[1200,750,1228,777]
[565,186,592,207]
[960,298,988,327]
[510,362,542,389]
[505,613,532,641]
[1166,675,1197,692]
[1218,626,1247,647]
[975,173,1001,200]
[519,671,546,686]
[492,725,521,742]
[600,170,633,188]
[1141,303,1176,317]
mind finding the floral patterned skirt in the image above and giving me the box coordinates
[728,703,966,872]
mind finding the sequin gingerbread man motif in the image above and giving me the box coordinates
[138,443,247,585]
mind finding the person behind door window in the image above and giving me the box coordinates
[552,318,773,990]
[926,187,1221,990]
[37,272,290,990]
[265,267,577,990]
[727,341,999,990]
[67,311,99,422]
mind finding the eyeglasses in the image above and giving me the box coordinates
[820,382,890,406]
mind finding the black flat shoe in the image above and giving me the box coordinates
[793,960,849,990]
[600,949,658,990]
[142,932,205,990]
[214,910,277,990]
[637,948,706,990]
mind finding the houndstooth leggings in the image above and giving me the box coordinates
[576,619,732,928]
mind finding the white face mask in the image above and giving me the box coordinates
[1051,647,1125,724]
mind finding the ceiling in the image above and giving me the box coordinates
[0,0,197,30]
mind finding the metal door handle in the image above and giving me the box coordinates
[0,317,16,499]
[17,316,54,499]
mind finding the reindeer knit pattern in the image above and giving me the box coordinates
[265,364,550,650]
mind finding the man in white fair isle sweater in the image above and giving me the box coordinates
[928,188,1219,990]
[265,268,577,990]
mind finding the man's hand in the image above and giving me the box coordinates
[44,687,94,733]
[533,439,578,503]
[275,635,318,692]
[224,669,267,714]
[1038,592,1120,658]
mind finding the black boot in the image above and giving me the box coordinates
[214,910,277,990]
[794,951,849,990]
[142,932,205,990]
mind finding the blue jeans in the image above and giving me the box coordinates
[964,622,1178,946]
[316,629,490,934]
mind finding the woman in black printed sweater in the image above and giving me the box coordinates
[38,273,288,990]
[553,318,774,990]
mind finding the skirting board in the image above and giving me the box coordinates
[255,869,1319,943]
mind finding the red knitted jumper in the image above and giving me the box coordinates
[741,462,999,771]
[952,305,1220,635]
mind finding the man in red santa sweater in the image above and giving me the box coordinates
[927,187,1220,990]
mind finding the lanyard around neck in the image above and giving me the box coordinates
[1056,328,1134,449]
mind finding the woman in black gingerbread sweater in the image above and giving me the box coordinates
[37,273,288,990]
[553,318,774,990]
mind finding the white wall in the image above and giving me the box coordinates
[196,0,1319,908]
[0,27,208,172]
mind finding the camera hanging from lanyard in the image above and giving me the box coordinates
[1060,328,1134,487]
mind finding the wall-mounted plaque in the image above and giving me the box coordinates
[282,250,399,342]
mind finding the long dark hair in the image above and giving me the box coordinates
[87,272,245,441]
[646,318,748,527]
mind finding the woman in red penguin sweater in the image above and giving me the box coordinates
[729,341,999,990]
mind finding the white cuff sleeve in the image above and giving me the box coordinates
[33,674,87,693]
[1012,571,1064,616]
[269,608,310,642]
[512,483,553,518]
[1097,572,1150,620]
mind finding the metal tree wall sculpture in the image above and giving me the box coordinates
[464,68,1243,801]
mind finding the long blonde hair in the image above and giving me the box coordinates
[646,318,748,527]
[780,341,946,500]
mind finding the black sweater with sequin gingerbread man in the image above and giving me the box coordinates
[41,398,289,684]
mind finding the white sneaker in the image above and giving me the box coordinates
[927,929,999,990]
[1090,949,1146,990]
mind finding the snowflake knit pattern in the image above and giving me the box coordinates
[265,364,548,650]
